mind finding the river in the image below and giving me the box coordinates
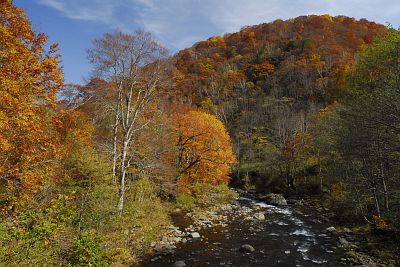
[142,196,345,267]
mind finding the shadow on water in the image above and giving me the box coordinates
[141,197,344,267]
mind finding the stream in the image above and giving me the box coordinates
[142,196,345,267]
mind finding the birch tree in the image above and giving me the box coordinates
[88,30,169,214]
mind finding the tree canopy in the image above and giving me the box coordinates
[0,1,63,196]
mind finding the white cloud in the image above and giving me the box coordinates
[37,0,118,24]
[37,0,400,50]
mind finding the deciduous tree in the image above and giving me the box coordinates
[88,30,169,214]
[172,110,237,192]
[0,0,63,196]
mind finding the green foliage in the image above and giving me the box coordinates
[97,178,170,265]
[66,232,109,267]
[176,184,238,209]
[192,184,238,207]
[63,146,114,231]
[10,177,172,267]
[176,194,196,210]
[234,131,284,191]
[127,178,171,245]
[0,196,75,266]
[334,31,400,224]
[64,145,111,186]
[343,251,361,264]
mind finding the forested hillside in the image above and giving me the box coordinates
[168,15,388,191]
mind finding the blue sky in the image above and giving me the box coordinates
[14,0,400,85]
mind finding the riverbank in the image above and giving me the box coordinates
[295,194,400,266]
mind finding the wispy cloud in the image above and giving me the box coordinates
[37,0,400,50]
[37,0,118,24]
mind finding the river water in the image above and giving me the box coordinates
[142,196,344,267]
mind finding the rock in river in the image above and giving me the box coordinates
[326,226,337,234]
[188,232,200,238]
[173,260,186,267]
[339,237,354,248]
[254,212,266,221]
[261,193,288,206]
[239,244,255,253]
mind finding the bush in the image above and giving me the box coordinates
[176,194,195,210]
[99,178,171,265]
[0,197,73,266]
[66,232,109,266]
[128,178,171,244]
[193,183,238,207]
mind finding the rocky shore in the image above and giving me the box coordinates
[148,200,262,264]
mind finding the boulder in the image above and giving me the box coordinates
[262,193,287,206]
[173,260,186,267]
[339,237,351,247]
[253,212,266,221]
[239,244,255,253]
[326,226,337,234]
[343,227,352,234]
[188,232,200,238]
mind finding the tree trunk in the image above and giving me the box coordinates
[373,188,381,218]
[292,161,297,188]
[112,102,120,185]
[318,151,323,192]
[380,160,389,211]
[286,162,290,188]
[118,137,129,215]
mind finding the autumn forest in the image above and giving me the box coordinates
[1,1,400,266]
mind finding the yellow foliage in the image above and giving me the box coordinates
[321,14,334,22]
[331,182,348,201]
[208,36,226,47]
[173,110,237,192]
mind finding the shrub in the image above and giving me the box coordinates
[66,232,109,267]
[176,194,196,210]
[99,178,171,264]
[0,198,72,266]
[193,183,238,207]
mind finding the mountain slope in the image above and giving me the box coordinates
[169,15,388,188]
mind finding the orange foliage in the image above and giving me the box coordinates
[250,63,275,80]
[168,15,387,105]
[172,110,237,192]
[295,23,305,34]
[319,101,340,118]
[0,1,63,194]
[57,109,95,152]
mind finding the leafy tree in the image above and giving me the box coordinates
[335,31,400,223]
[173,110,237,192]
[87,30,169,214]
[0,0,63,198]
